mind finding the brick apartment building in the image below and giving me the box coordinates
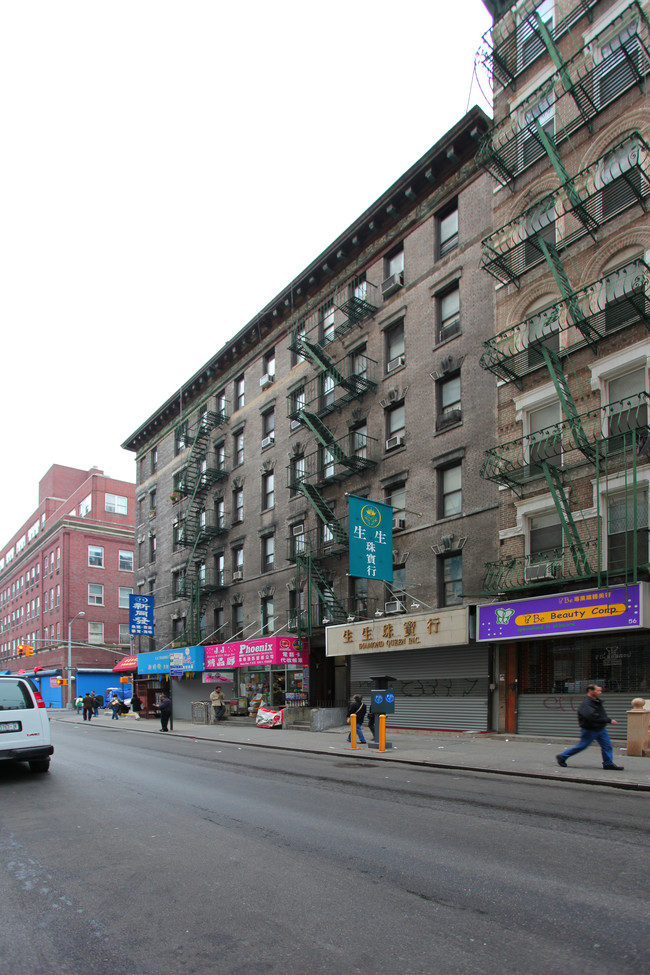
[123,105,502,730]
[477,0,650,735]
[0,465,135,706]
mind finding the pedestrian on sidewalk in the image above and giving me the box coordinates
[210,686,226,722]
[367,707,376,742]
[346,694,367,745]
[556,684,624,770]
[82,693,94,722]
[74,695,83,715]
[110,695,120,720]
[158,694,171,732]
[91,692,101,717]
[131,693,142,720]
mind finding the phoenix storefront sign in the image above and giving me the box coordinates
[204,636,309,669]
[325,607,469,656]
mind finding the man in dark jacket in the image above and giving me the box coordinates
[556,684,624,769]
[158,695,172,732]
[346,694,367,745]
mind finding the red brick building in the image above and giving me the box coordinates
[0,465,135,703]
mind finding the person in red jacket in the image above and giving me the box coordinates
[556,684,624,770]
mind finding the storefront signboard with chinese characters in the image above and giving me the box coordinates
[325,608,469,656]
[477,584,649,641]
[204,636,309,669]
[129,594,154,635]
[137,646,205,674]
[348,495,393,582]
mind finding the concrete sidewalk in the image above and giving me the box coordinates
[51,710,650,792]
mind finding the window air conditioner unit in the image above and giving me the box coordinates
[524,561,557,582]
[232,570,243,582]
[385,599,406,614]
[381,272,404,298]
[260,373,275,390]
[385,433,405,451]
[386,354,406,373]
[393,517,406,530]
[261,435,275,449]
[292,523,305,536]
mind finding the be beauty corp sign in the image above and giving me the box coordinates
[477,584,648,641]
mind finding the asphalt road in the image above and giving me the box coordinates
[1,719,648,975]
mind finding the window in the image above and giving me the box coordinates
[523,202,556,272]
[525,301,560,369]
[597,18,646,107]
[215,497,226,530]
[232,602,244,637]
[290,320,307,367]
[439,464,462,518]
[235,375,245,411]
[233,487,244,524]
[291,522,306,557]
[385,482,407,528]
[88,584,104,606]
[386,403,405,447]
[262,535,275,572]
[79,495,92,518]
[175,422,188,455]
[289,454,305,496]
[262,472,274,510]
[529,511,563,570]
[149,535,157,563]
[599,138,644,221]
[527,401,562,476]
[216,389,227,416]
[440,553,463,607]
[119,587,132,609]
[106,494,128,515]
[351,423,368,461]
[261,596,275,636]
[151,448,158,474]
[119,550,134,572]
[215,552,225,587]
[437,374,461,430]
[88,545,104,568]
[351,576,368,617]
[607,368,647,451]
[56,547,60,570]
[519,94,554,171]
[88,622,104,645]
[56,585,60,607]
[262,408,275,446]
[321,373,335,411]
[50,552,54,574]
[385,320,405,372]
[320,300,335,345]
[437,285,460,343]
[232,546,244,577]
[321,446,335,481]
[234,430,244,467]
[262,349,276,381]
[517,0,553,70]
[385,247,404,281]
[608,489,649,572]
[119,624,130,644]
[437,201,458,257]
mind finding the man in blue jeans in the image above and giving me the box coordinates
[346,695,367,745]
[556,684,624,770]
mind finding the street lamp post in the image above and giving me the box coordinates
[67,611,86,709]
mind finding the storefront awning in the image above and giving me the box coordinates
[113,656,139,673]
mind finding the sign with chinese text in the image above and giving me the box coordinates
[112,656,138,673]
[205,636,309,669]
[129,594,154,635]
[137,646,205,674]
[325,608,469,656]
[477,584,647,641]
[348,495,393,582]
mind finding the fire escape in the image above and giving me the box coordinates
[286,276,379,634]
[176,406,229,644]
[477,0,650,592]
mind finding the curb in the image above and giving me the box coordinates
[55,716,650,792]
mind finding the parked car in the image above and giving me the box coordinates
[0,675,53,773]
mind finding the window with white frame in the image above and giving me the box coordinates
[439,553,463,607]
[289,454,305,496]
[606,367,647,449]
[119,587,132,609]
[526,400,562,475]
[232,546,244,576]
[88,584,104,606]
[321,372,335,411]
[235,375,245,411]
[385,320,405,372]
[234,430,244,467]
[261,596,275,635]
[215,552,225,586]
[608,488,649,572]
[105,494,128,515]
[437,285,460,343]
[119,624,130,644]
[119,550,134,572]
[262,408,275,446]
[436,373,461,430]
[386,403,405,448]
[88,622,104,645]
[437,200,458,258]
[321,445,335,481]
[262,534,274,573]
[88,545,104,568]
[528,510,563,570]
[439,464,462,518]
[262,472,274,511]
[233,487,244,524]
[320,300,335,345]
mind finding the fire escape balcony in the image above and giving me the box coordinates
[480,259,650,385]
[178,455,229,497]
[482,539,601,594]
[288,278,378,355]
[481,393,650,491]
[481,133,650,287]
[287,433,379,490]
[479,0,600,93]
[478,4,650,187]
[288,354,377,424]
[286,518,349,563]
[180,509,229,548]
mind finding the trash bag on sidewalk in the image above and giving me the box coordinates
[255,706,283,729]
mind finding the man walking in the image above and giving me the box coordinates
[82,692,94,722]
[556,684,624,770]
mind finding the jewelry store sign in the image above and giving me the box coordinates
[325,607,469,657]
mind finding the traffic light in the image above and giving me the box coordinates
[25,646,34,656]
[56,678,68,686]
[17,645,24,656]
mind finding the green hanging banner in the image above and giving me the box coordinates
[348,495,393,582]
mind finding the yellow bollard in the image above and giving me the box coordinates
[378,714,386,752]
[349,713,357,749]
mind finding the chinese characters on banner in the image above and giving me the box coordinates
[129,594,154,635]
[347,495,393,582]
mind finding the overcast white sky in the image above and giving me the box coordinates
[0,0,492,546]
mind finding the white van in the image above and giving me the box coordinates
[0,675,54,773]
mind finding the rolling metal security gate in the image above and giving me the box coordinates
[350,646,489,731]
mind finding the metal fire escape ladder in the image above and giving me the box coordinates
[539,346,595,462]
[541,463,592,576]
[536,237,601,348]
[298,483,347,545]
[532,123,599,240]
[294,336,369,399]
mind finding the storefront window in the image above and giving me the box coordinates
[518,634,649,695]
[239,665,308,713]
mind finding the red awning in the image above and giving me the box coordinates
[112,656,138,673]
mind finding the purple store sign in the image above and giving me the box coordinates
[478,585,645,641]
